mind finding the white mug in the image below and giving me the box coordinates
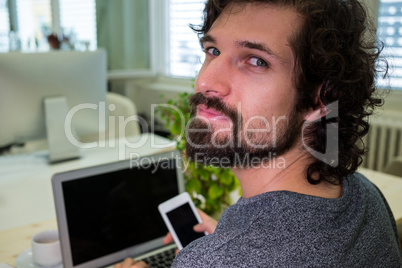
[31,230,62,267]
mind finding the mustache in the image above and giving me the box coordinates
[188,92,239,123]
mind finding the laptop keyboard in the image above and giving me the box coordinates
[138,247,177,268]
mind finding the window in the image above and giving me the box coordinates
[0,0,97,52]
[59,0,97,50]
[0,0,9,52]
[16,0,52,51]
[377,0,402,90]
[167,0,205,78]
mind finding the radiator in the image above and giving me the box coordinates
[362,111,402,171]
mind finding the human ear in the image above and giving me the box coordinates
[303,84,328,122]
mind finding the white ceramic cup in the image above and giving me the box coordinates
[31,230,62,267]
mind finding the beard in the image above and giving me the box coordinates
[185,92,302,168]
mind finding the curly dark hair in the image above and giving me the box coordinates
[192,0,387,185]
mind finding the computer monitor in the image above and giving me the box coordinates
[0,50,107,162]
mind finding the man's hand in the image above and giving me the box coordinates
[113,258,149,268]
[162,209,218,246]
[193,209,218,234]
[113,210,217,267]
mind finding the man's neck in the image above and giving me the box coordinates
[232,149,343,199]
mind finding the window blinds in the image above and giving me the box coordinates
[378,0,402,90]
[168,0,205,78]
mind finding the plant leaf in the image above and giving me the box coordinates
[220,171,233,186]
[208,184,223,199]
[186,178,201,194]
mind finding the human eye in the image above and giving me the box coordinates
[205,47,221,57]
[246,57,268,67]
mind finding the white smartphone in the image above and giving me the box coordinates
[158,192,208,250]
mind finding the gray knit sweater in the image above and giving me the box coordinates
[172,173,402,267]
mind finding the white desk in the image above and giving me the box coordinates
[0,133,176,232]
[358,168,402,225]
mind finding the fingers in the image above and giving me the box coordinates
[163,232,180,255]
[123,258,136,267]
[113,258,134,268]
[132,261,149,268]
[113,258,149,268]
[194,209,218,234]
[163,232,173,245]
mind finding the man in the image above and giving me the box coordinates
[116,0,402,266]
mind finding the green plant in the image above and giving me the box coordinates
[157,92,240,216]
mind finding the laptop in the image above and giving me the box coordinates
[52,150,185,268]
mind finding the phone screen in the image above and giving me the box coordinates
[166,203,205,248]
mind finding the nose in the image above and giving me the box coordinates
[195,56,231,98]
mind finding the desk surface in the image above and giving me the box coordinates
[0,219,57,265]
[1,145,402,266]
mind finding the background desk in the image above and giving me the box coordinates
[358,168,402,225]
[1,142,402,266]
[0,133,176,265]
[0,133,176,232]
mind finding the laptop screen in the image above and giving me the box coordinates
[61,158,179,266]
